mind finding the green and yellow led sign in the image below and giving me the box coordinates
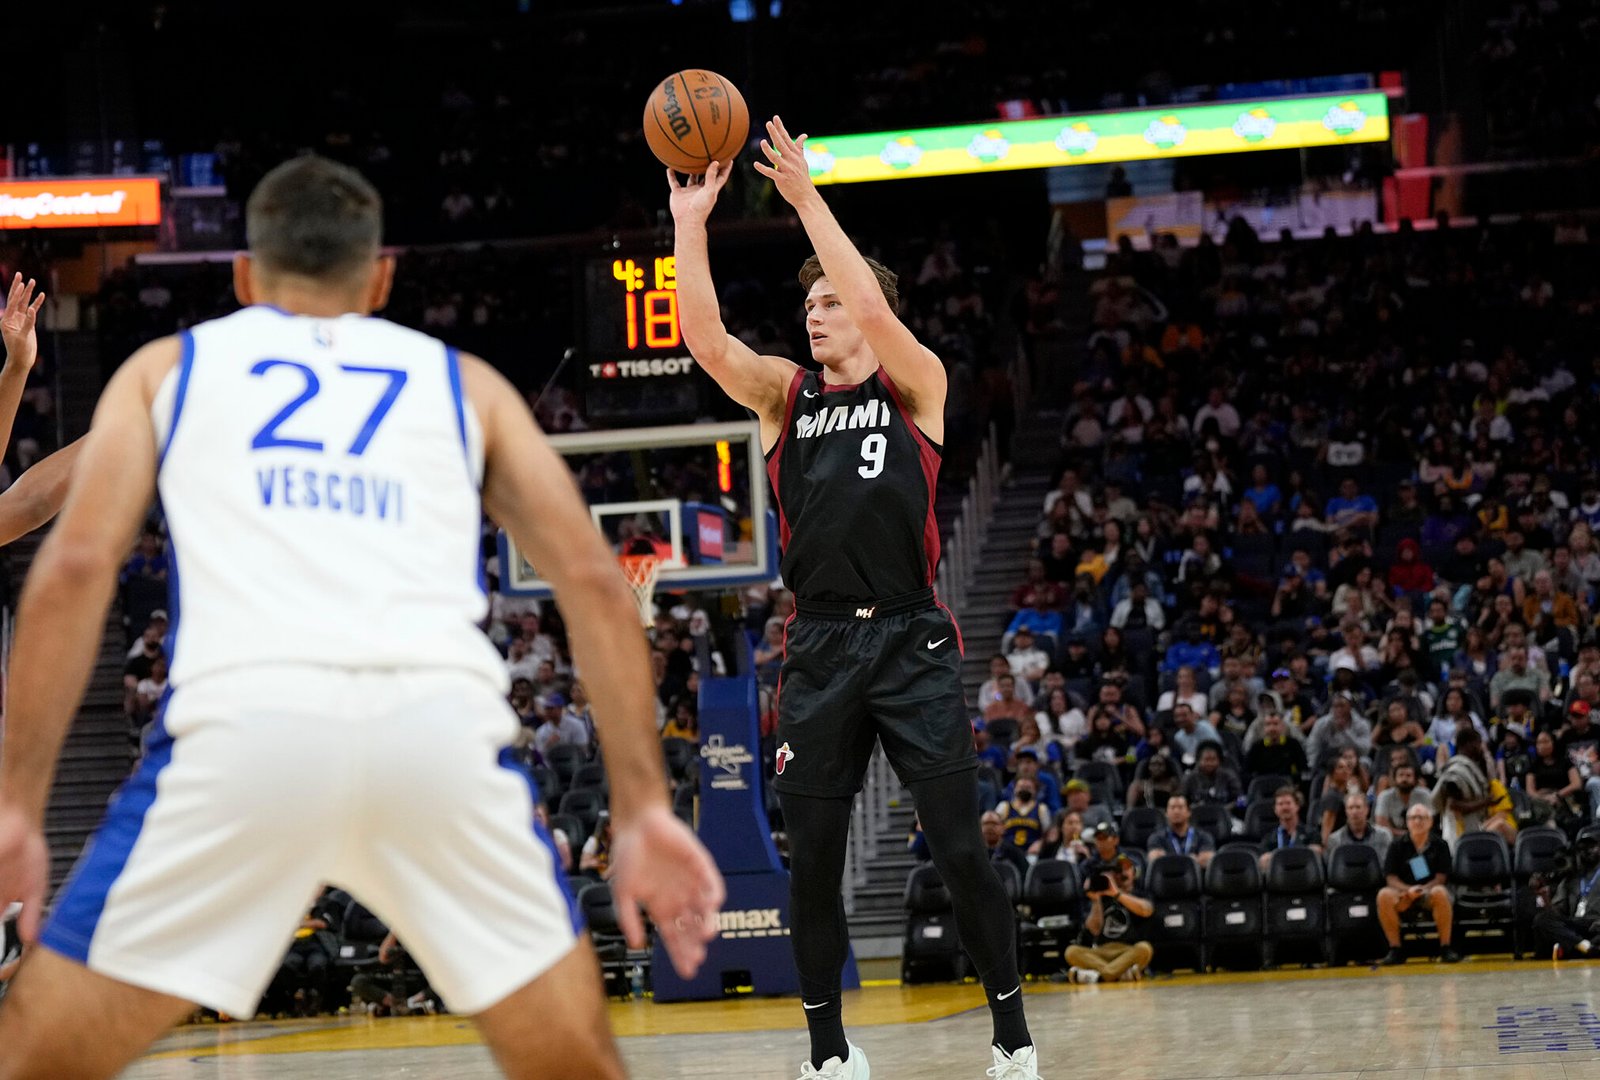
[804,92,1389,185]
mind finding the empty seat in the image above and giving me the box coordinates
[1241,799,1278,843]
[1018,860,1080,978]
[546,743,587,786]
[902,865,965,984]
[1453,832,1517,957]
[576,882,634,997]
[1513,827,1569,955]
[570,762,609,792]
[1263,846,1326,967]
[661,737,695,781]
[1325,842,1384,965]
[558,789,607,837]
[1146,854,1204,972]
[1121,807,1166,852]
[1203,847,1263,971]
[1192,803,1236,844]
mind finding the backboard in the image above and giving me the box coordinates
[497,420,777,599]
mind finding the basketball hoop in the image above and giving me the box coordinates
[619,554,664,628]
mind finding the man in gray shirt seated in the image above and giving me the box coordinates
[1374,761,1432,835]
[1307,692,1373,770]
[1325,791,1391,862]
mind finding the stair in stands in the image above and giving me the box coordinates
[6,331,133,893]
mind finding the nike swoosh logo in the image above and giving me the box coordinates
[928,637,949,649]
[803,1001,828,1010]
[996,985,1021,1000]
[803,390,819,398]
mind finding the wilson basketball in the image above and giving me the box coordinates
[643,69,749,173]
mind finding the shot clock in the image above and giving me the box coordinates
[582,252,703,423]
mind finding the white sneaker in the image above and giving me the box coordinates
[1066,967,1099,984]
[798,1043,869,1079]
[986,1044,1041,1079]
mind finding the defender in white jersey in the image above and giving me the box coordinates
[0,157,723,1080]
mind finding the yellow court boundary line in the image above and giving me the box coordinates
[143,954,1561,1059]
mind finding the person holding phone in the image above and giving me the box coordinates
[1377,805,1461,965]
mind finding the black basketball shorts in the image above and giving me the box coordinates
[771,590,977,798]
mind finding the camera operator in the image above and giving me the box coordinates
[1533,825,1600,960]
[1063,847,1154,984]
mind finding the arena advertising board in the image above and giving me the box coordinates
[0,177,162,229]
[805,92,1389,185]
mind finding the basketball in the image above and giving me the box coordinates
[643,69,749,174]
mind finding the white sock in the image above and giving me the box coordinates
[1080,969,1100,983]
[1580,940,1593,954]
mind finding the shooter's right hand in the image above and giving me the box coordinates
[667,160,732,225]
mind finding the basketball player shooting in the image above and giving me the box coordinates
[0,156,723,1080]
[668,117,1041,1080]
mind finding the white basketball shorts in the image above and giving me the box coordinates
[41,665,580,1018]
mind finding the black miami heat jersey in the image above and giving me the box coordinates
[764,367,940,602]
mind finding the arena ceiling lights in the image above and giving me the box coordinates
[804,92,1390,185]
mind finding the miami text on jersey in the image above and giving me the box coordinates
[793,399,892,440]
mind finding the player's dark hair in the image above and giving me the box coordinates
[798,254,899,311]
[246,155,382,282]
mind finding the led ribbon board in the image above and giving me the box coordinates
[804,93,1389,185]
[0,177,162,228]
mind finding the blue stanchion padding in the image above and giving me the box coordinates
[650,673,858,1001]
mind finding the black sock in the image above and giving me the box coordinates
[985,982,1031,1056]
[802,993,848,1067]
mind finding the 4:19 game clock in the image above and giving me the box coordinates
[582,253,701,423]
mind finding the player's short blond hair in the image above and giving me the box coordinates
[798,254,899,311]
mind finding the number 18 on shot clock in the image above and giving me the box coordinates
[581,252,702,424]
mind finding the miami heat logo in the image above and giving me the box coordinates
[774,742,795,775]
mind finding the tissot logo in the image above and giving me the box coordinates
[589,357,696,379]
[795,400,891,440]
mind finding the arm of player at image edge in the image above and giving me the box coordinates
[754,116,947,421]
[463,353,724,976]
[667,161,797,420]
[0,338,175,944]
[0,438,85,545]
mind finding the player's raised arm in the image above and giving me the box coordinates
[668,163,796,422]
[0,438,84,546]
[754,116,947,418]
[464,354,723,977]
[0,274,49,463]
[0,338,173,941]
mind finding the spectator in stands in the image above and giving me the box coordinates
[1244,709,1308,785]
[1065,847,1154,985]
[979,655,1028,711]
[1126,748,1183,811]
[1037,687,1087,750]
[1378,805,1461,964]
[1157,666,1207,717]
[1146,792,1215,868]
[123,634,164,730]
[1387,539,1434,599]
[531,691,588,759]
[753,617,785,692]
[1109,579,1165,633]
[1258,786,1320,870]
[1085,677,1145,740]
[1533,825,1600,961]
[1434,728,1518,846]
[1501,529,1546,583]
[994,776,1050,857]
[1181,742,1241,809]
[1557,701,1600,819]
[1192,387,1240,440]
[1041,808,1092,865]
[1325,478,1379,531]
[1307,692,1373,769]
[1242,464,1282,518]
[985,674,1035,729]
[1523,569,1581,635]
[1489,646,1549,710]
[1328,623,1381,675]
[1004,747,1061,815]
[980,810,1032,877]
[1168,702,1220,765]
[1314,751,1366,843]
[1005,627,1053,685]
[1010,558,1063,614]
[1326,791,1391,861]
[1424,599,1466,674]
[133,657,168,726]
[660,697,698,743]
[579,813,613,879]
[1062,778,1114,832]
[1207,655,1260,713]
[1525,729,1585,829]
[1375,760,1432,835]
[508,678,538,728]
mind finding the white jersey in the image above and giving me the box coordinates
[153,305,505,689]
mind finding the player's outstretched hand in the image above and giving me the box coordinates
[0,273,47,373]
[0,803,47,944]
[666,160,732,225]
[609,804,725,979]
[753,115,817,209]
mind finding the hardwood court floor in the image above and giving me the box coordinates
[123,958,1600,1079]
